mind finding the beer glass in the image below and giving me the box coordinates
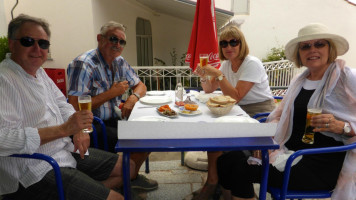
[199,54,208,68]
[114,76,126,83]
[302,108,322,144]
[78,95,93,133]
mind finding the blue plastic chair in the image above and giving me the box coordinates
[4,153,65,200]
[268,142,356,200]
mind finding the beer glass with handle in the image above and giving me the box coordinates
[78,95,93,133]
[302,107,322,144]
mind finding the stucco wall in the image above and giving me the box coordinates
[3,0,96,69]
[91,0,192,66]
[238,0,356,66]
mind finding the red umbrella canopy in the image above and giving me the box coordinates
[185,0,220,71]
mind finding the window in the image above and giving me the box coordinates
[232,0,249,15]
[136,18,153,66]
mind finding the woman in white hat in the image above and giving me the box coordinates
[217,23,356,200]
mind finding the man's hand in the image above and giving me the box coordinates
[61,110,93,137]
[121,95,137,119]
[110,81,129,96]
[73,132,90,159]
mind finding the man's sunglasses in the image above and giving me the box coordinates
[299,40,329,51]
[14,37,50,50]
[104,35,126,46]
[219,39,240,48]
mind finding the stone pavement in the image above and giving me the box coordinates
[133,152,329,200]
[134,152,270,200]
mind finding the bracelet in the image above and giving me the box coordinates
[200,78,207,83]
[133,92,140,100]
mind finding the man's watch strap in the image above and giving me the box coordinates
[133,92,140,100]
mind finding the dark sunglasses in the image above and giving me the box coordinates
[299,40,329,51]
[104,35,126,46]
[15,37,50,50]
[219,39,240,48]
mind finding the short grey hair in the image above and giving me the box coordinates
[8,14,50,39]
[100,21,126,38]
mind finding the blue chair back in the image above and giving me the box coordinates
[4,153,65,200]
[92,116,108,151]
[268,142,356,200]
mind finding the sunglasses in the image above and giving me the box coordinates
[299,40,329,51]
[15,37,50,50]
[219,39,240,48]
[104,35,126,46]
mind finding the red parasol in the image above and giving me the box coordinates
[185,0,220,71]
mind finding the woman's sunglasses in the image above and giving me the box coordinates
[15,37,50,50]
[104,35,126,46]
[219,39,240,48]
[299,40,329,51]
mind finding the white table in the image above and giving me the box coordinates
[116,91,278,200]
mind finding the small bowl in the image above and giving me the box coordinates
[206,103,234,116]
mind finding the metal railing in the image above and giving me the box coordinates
[132,60,304,96]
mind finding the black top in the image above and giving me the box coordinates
[285,88,345,163]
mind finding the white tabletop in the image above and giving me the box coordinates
[129,90,249,122]
[118,91,277,139]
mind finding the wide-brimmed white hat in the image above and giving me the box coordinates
[285,23,349,63]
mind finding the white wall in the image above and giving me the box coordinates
[4,0,96,69]
[91,0,192,66]
[0,1,7,36]
[237,0,356,67]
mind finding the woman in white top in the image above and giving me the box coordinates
[192,25,275,200]
[196,25,275,117]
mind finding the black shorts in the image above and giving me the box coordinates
[5,148,118,200]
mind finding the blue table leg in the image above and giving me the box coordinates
[259,149,270,200]
[123,152,131,200]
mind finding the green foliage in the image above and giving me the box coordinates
[170,48,177,66]
[154,58,166,66]
[0,36,10,62]
[262,46,286,62]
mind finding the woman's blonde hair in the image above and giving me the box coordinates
[218,25,249,61]
[292,39,337,68]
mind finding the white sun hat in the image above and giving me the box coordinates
[285,23,349,63]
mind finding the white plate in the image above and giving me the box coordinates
[146,91,165,96]
[140,96,172,105]
[178,109,202,116]
[156,108,178,118]
[131,116,172,121]
[214,116,259,123]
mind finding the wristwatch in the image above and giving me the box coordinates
[216,74,224,81]
[133,92,140,100]
[343,122,351,135]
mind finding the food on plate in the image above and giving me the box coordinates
[209,95,236,105]
[183,96,197,105]
[158,104,177,116]
[184,104,199,111]
[175,101,184,106]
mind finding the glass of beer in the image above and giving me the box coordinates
[302,108,322,144]
[78,95,93,133]
[199,54,208,68]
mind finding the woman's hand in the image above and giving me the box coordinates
[194,64,221,78]
[311,114,344,134]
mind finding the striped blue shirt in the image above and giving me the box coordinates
[67,48,140,120]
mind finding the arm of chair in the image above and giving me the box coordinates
[252,112,270,123]
[280,142,356,199]
[10,153,65,200]
[92,116,108,151]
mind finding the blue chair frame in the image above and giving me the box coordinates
[5,153,65,200]
[268,142,356,200]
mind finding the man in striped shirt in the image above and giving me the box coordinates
[0,14,134,200]
[67,21,157,192]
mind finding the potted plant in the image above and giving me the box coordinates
[0,36,10,62]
